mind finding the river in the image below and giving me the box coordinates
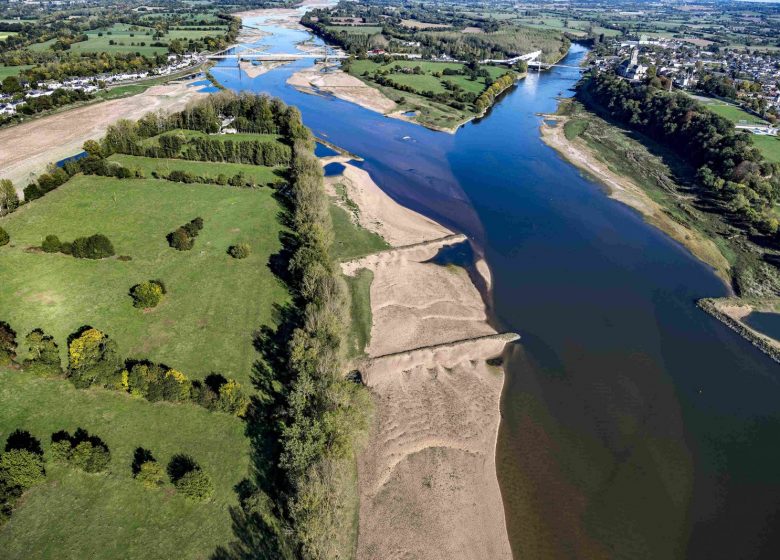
[213,13,780,559]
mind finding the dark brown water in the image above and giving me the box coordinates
[215,23,780,558]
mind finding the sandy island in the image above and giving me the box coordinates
[332,160,516,559]
[0,80,206,194]
[540,116,731,284]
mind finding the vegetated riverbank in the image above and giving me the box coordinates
[0,79,207,193]
[331,159,517,559]
[541,97,780,361]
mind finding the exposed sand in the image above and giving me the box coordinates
[0,81,206,194]
[334,160,515,559]
[540,116,731,284]
[239,59,290,78]
[288,63,397,115]
[326,163,449,247]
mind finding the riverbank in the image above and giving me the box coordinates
[698,298,780,363]
[540,105,731,285]
[330,159,516,559]
[540,98,780,364]
[0,79,206,193]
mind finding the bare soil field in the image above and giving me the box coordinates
[0,81,206,193]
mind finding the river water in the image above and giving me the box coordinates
[214,15,780,559]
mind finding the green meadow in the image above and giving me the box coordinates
[0,174,288,384]
[0,369,249,560]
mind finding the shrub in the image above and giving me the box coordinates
[130,280,164,309]
[136,460,166,489]
[0,449,45,490]
[216,379,251,417]
[67,327,122,389]
[60,241,72,255]
[23,329,61,376]
[41,234,61,253]
[0,321,17,366]
[0,226,9,247]
[175,469,214,502]
[125,361,190,402]
[168,218,203,251]
[71,233,115,259]
[228,243,250,259]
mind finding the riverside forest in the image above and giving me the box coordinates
[2,1,780,560]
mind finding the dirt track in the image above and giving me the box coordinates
[0,81,206,194]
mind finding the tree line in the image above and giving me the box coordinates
[583,71,780,244]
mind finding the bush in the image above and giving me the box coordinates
[23,329,61,376]
[167,227,193,251]
[60,241,72,255]
[0,226,9,247]
[228,243,250,259]
[71,233,115,259]
[67,327,122,389]
[0,321,17,366]
[167,218,203,251]
[136,460,166,489]
[175,468,214,502]
[0,449,45,490]
[130,280,164,309]
[41,234,61,253]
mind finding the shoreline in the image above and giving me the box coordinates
[330,159,516,559]
[539,114,732,285]
[540,104,780,364]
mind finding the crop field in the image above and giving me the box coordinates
[0,369,249,560]
[753,135,780,164]
[107,154,284,186]
[0,174,288,384]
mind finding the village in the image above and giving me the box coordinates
[592,34,780,136]
[0,52,203,117]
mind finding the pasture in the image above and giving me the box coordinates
[0,369,249,560]
[0,174,288,385]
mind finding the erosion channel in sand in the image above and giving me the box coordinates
[330,158,518,559]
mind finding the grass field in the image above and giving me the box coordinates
[347,59,514,129]
[0,64,33,79]
[753,134,780,164]
[142,129,284,152]
[693,96,768,125]
[0,175,288,384]
[0,368,249,560]
[108,154,284,186]
[325,25,383,35]
[28,23,226,56]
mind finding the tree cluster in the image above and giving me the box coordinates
[50,428,111,473]
[585,71,780,242]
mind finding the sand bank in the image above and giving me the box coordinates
[335,161,514,559]
[540,116,731,284]
[239,59,290,78]
[288,63,397,115]
[0,80,206,193]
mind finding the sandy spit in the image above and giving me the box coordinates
[335,160,514,559]
[540,116,731,284]
[0,81,206,193]
[326,163,450,247]
[288,63,397,115]
[239,59,290,78]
